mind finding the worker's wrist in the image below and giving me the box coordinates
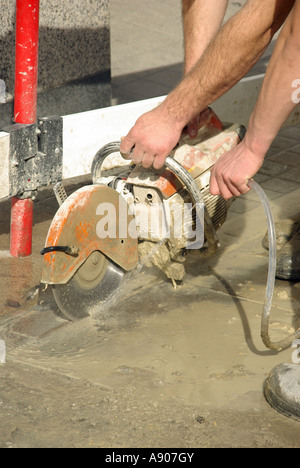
[244,119,274,161]
[163,82,202,131]
[161,95,191,132]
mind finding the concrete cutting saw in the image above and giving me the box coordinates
[41,109,246,321]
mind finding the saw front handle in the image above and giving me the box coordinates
[91,107,224,184]
[91,141,220,253]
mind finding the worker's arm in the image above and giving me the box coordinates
[183,0,229,74]
[120,0,294,170]
[183,0,229,137]
[210,1,300,199]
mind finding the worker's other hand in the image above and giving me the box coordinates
[120,104,183,170]
[209,139,265,200]
[186,108,211,138]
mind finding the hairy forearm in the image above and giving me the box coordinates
[246,7,300,156]
[209,0,300,200]
[182,0,228,73]
[166,0,295,127]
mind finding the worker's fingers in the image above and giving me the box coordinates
[120,134,163,169]
[209,136,265,200]
[187,109,210,138]
[239,182,251,195]
[210,176,237,200]
[141,152,155,169]
[198,108,211,127]
[210,165,235,199]
[120,134,135,160]
[187,116,200,138]
[210,171,251,200]
[130,144,144,165]
[153,153,168,170]
[209,170,220,196]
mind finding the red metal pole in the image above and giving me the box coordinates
[10,0,40,257]
[14,0,39,123]
[10,198,34,257]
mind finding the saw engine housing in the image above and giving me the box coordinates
[90,112,245,282]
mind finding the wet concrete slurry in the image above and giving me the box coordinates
[1,127,300,447]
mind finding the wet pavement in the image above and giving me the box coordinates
[1,127,300,447]
[1,0,300,450]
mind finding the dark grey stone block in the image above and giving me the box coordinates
[0,0,111,125]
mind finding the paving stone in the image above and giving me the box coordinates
[268,150,300,167]
[258,160,290,178]
[279,167,300,183]
[260,178,300,194]
[278,125,300,141]
[272,136,300,151]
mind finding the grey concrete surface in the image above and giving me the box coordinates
[0,0,300,449]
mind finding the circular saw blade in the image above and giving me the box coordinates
[52,251,124,321]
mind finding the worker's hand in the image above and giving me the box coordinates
[209,138,265,200]
[120,104,183,170]
[186,108,211,138]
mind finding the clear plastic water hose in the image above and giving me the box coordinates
[248,180,300,351]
